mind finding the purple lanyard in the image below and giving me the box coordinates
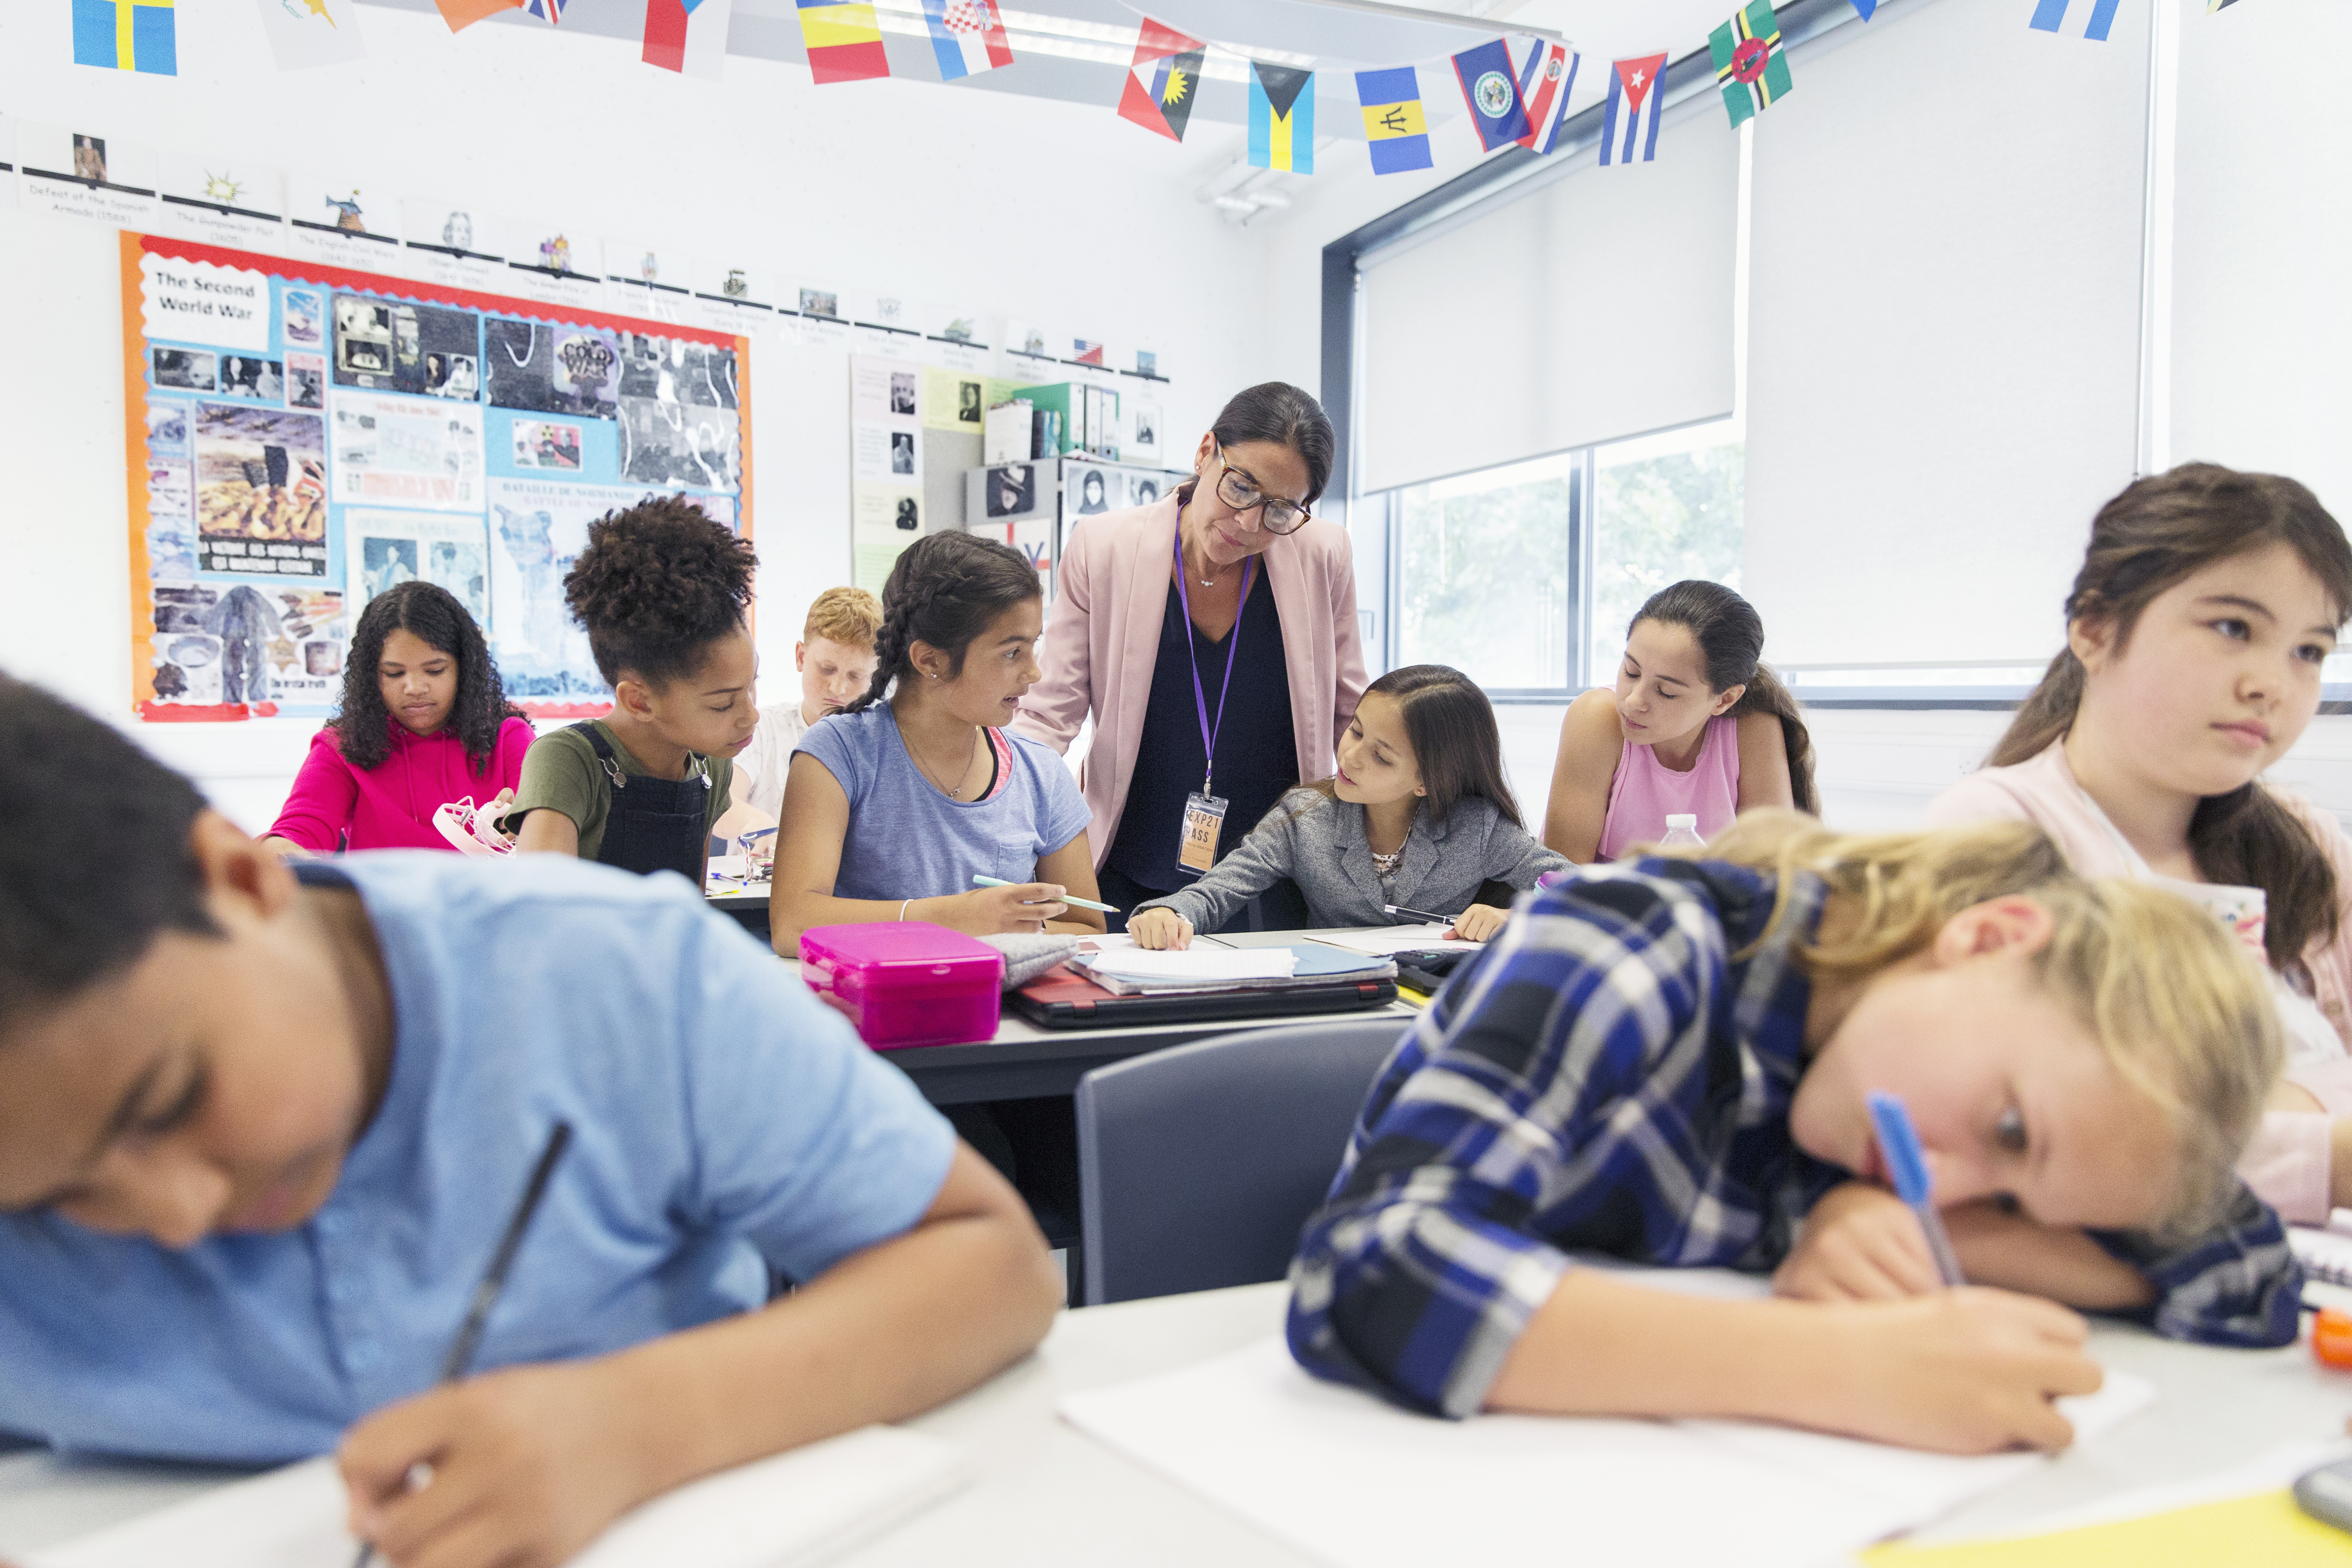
[1173,532,1254,798]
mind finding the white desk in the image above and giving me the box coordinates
[6,1282,2352,1564]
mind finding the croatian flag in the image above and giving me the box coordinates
[923,0,1012,79]
[643,0,733,77]
[1600,52,1667,166]
[1513,40,1580,155]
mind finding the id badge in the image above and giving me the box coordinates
[1178,791,1229,875]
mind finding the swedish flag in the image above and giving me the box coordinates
[73,0,177,74]
[1249,62,1315,175]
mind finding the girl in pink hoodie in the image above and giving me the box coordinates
[263,582,533,855]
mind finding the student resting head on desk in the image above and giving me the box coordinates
[1289,811,2301,1456]
[506,497,758,884]
[1126,664,1567,949]
[1919,462,2352,1228]
[769,530,1105,957]
[258,580,533,859]
[0,673,1060,1568]
[1543,579,1816,864]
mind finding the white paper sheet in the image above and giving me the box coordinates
[1080,949,1298,984]
[1307,924,1481,957]
[25,1425,967,1568]
[1061,1286,2153,1568]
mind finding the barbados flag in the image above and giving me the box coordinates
[922,0,1012,80]
[2028,0,2122,39]
[799,0,889,84]
[1117,17,1205,143]
[1710,0,1791,127]
[1355,67,1431,175]
[72,0,176,74]
[1249,63,1314,174]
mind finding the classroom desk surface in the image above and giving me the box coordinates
[6,1281,2352,1565]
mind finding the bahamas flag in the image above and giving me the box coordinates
[799,0,889,84]
[2028,0,2122,39]
[73,0,176,74]
[1249,63,1314,174]
[1355,66,1431,175]
[1710,1,1791,127]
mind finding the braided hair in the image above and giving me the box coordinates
[335,580,520,772]
[848,531,1043,713]
[563,495,757,688]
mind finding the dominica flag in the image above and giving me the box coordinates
[1354,66,1432,175]
[799,0,889,82]
[1450,37,1529,153]
[72,0,176,74]
[1249,62,1315,174]
[922,0,1013,80]
[1600,52,1668,166]
[1710,1,1791,127]
[2027,0,2122,39]
[644,0,732,77]
[1117,17,1206,143]
[1514,40,1580,155]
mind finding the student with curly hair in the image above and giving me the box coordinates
[770,531,1102,956]
[260,581,531,857]
[509,497,759,883]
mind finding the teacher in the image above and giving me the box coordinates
[1013,382,1367,928]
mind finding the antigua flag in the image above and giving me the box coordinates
[1117,17,1206,142]
[643,0,733,77]
[1600,52,1667,166]
[2028,0,2122,39]
[923,0,1013,80]
[1451,37,1529,153]
[1514,40,1580,155]
[1355,65,1433,175]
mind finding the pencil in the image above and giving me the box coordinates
[971,873,1120,914]
[351,1121,573,1568]
[1382,903,1460,926]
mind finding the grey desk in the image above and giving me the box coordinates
[8,1282,2352,1565]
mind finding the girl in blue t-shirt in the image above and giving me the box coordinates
[773,532,1105,957]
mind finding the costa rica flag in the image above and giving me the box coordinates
[1514,40,1579,155]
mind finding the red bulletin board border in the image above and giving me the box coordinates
[121,231,756,721]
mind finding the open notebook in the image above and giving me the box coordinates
[23,1424,967,1568]
[1059,1268,2153,1568]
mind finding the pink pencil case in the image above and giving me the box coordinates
[799,922,1006,1050]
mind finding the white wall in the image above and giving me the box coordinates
[0,5,1275,827]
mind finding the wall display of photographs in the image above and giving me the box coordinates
[122,232,752,719]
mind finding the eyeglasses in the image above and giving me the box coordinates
[1209,441,1311,534]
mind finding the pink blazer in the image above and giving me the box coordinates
[1012,496,1368,867]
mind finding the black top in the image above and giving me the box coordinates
[1106,570,1297,895]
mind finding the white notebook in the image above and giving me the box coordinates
[24,1424,968,1568]
[1060,1277,2153,1568]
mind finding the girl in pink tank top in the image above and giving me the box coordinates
[1544,581,1819,863]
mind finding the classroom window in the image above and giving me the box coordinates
[1588,421,1746,682]
[1392,451,1578,693]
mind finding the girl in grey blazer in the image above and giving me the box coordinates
[1129,666,1568,948]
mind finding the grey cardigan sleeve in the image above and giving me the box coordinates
[1132,803,1306,930]
[1482,818,1571,893]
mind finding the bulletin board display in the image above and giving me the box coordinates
[118,232,754,722]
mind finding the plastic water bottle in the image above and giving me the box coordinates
[1657,814,1706,852]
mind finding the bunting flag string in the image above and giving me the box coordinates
[1117,17,1207,142]
[1249,61,1316,173]
[521,0,562,23]
[1711,1,1792,126]
[1450,36,1530,152]
[923,0,1015,80]
[1355,65,1434,175]
[798,0,890,82]
[433,0,520,28]
[2028,0,2123,40]
[1515,40,1580,155]
[644,0,734,78]
[1599,52,1668,167]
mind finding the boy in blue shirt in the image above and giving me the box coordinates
[0,674,1061,1568]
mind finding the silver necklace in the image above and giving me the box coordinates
[906,724,978,799]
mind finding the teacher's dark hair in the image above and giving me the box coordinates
[336,580,520,773]
[1990,462,2351,968]
[849,530,1043,713]
[0,672,219,1039]
[1631,581,1818,816]
[1178,382,1336,509]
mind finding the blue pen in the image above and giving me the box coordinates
[971,873,1120,915]
[1866,1091,1965,1288]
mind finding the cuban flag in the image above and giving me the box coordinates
[643,0,733,77]
[1600,52,1667,167]
[1513,40,1580,155]
[923,0,1013,80]
[2028,0,2121,39]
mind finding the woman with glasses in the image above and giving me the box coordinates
[1013,382,1368,929]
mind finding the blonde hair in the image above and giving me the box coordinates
[803,586,882,649]
[1695,811,2283,1239]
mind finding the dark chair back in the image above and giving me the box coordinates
[1075,1015,1411,1306]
